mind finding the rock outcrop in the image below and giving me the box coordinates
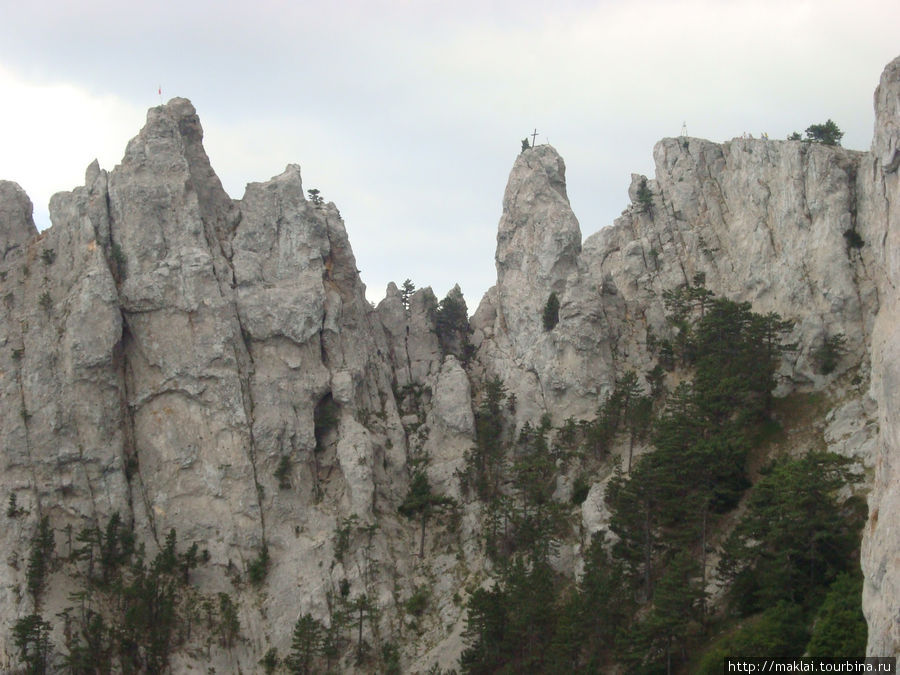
[0,181,37,262]
[860,54,900,659]
[1,55,900,669]
[0,99,415,672]
[473,63,897,657]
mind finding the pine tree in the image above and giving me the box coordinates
[577,533,633,668]
[399,469,454,557]
[26,517,55,605]
[434,286,469,357]
[509,422,565,563]
[806,572,867,657]
[719,451,863,613]
[12,614,52,674]
[287,613,324,674]
[606,456,677,596]
[643,551,705,674]
[804,119,844,146]
[400,279,416,310]
[469,376,507,500]
[461,584,508,673]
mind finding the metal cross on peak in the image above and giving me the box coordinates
[531,128,539,146]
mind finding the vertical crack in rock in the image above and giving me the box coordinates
[229,289,266,538]
[12,338,42,517]
[117,324,155,539]
[181,113,267,539]
[1,57,899,666]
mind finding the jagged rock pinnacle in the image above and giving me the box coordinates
[0,180,37,261]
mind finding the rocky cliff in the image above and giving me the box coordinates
[0,57,898,670]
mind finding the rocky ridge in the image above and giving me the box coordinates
[0,56,897,669]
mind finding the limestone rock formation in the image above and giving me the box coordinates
[0,181,37,262]
[860,54,900,659]
[0,99,415,672]
[1,55,900,670]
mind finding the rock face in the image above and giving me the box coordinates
[474,63,895,657]
[1,56,900,669]
[0,99,413,672]
[0,181,37,262]
[860,54,900,659]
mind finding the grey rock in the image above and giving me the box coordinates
[3,52,900,666]
[860,54,900,658]
[0,180,37,262]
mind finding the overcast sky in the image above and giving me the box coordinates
[1,1,898,307]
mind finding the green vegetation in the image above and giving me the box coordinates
[434,286,470,359]
[308,188,324,205]
[38,291,52,311]
[247,543,270,585]
[40,248,56,266]
[7,493,22,518]
[12,614,52,674]
[636,178,654,215]
[570,475,590,505]
[813,333,848,375]
[287,613,325,674]
[462,376,507,501]
[274,454,293,489]
[216,591,241,648]
[457,282,863,673]
[2,269,867,671]
[333,515,358,564]
[399,466,455,557]
[719,452,863,614]
[844,227,865,251]
[27,517,55,604]
[400,278,416,310]
[111,242,127,280]
[404,585,430,616]
[696,603,810,672]
[788,120,845,146]
[542,291,560,331]
[7,514,227,673]
[806,571,867,657]
[805,119,844,146]
[260,646,279,674]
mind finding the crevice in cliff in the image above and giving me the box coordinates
[758,181,779,256]
[320,212,350,369]
[193,192,267,540]
[843,160,875,348]
[403,328,414,384]
[224,285,266,539]
[75,443,101,532]
[117,321,158,543]
[12,335,42,518]
[93,192,146,541]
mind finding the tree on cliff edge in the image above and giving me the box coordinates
[805,120,844,146]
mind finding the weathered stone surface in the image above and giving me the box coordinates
[423,355,475,497]
[469,60,898,659]
[0,162,129,668]
[2,53,900,668]
[0,180,37,262]
[860,54,900,659]
[475,144,616,426]
[0,98,413,672]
